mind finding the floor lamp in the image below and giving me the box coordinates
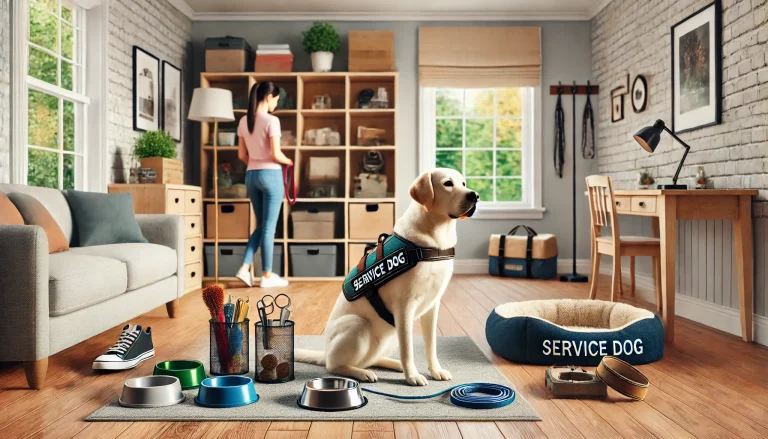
[189,88,235,286]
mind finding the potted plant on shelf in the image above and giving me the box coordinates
[303,22,341,72]
[134,130,183,184]
[638,171,655,190]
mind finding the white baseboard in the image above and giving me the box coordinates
[454,258,591,275]
[599,263,768,346]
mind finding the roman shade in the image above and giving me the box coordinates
[419,26,542,88]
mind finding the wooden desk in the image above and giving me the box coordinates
[594,189,758,343]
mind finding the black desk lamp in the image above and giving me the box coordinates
[634,119,690,189]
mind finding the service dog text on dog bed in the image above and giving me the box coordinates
[542,339,644,357]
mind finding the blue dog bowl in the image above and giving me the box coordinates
[194,376,259,408]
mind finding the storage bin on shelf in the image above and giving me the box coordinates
[348,203,394,240]
[206,202,251,239]
[291,208,336,240]
[205,36,253,72]
[290,245,337,277]
[204,244,245,277]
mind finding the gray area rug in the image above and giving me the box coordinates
[87,336,540,421]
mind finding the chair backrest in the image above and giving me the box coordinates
[585,175,620,245]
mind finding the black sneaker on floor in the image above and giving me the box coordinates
[92,324,155,371]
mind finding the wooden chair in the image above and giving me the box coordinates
[586,175,662,308]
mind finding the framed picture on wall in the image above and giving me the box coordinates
[133,46,160,132]
[611,88,624,122]
[671,0,721,133]
[162,61,182,142]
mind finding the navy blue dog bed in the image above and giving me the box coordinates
[486,299,664,366]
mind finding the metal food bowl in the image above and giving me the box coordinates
[194,376,259,408]
[119,375,185,408]
[153,360,206,390]
[297,377,368,411]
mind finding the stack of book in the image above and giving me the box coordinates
[255,44,293,72]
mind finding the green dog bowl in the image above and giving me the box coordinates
[153,360,206,390]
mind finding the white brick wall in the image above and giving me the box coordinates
[108,0,192,183]
[592,0,768,210]
[0,0,9,184]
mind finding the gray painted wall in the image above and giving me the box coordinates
[592,0,768,317]
[191,20,596,260]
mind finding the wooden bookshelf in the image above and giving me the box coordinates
[200,72,398,286]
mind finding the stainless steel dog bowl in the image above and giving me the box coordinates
[297,377,368,411]
[119,375,185,408]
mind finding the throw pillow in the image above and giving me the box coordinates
[0,192,24,225]
[7,192,70,253]
[65,191,148,247]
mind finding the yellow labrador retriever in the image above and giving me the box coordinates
[296,168,478,386]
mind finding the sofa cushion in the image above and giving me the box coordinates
[0,193,23,225]
[65,191,147,247]
[0,183,74,243]
[69,243,177,291]
[8,193,70,253]
[49,252,128,317]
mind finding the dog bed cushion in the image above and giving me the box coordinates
[486,299,664,366]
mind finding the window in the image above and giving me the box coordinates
[26,0,88,189]
[420,87,543,219]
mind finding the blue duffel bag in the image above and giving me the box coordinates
[488,225,557,279]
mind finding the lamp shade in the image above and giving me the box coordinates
[633,120,665,153]
[188,88,235,122]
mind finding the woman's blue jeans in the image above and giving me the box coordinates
[243,169,283,272]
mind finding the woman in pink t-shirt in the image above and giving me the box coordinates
[234,81,293,288]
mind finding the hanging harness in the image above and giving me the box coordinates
[581,82,595,160]
[342,233,455,326]
[554,84,565,178]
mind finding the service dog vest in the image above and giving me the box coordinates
[342,233,455,326]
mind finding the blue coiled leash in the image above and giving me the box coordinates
[361,383,515,409]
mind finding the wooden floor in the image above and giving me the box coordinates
[2,274,768,439]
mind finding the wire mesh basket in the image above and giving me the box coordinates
[255,320,294,383]
[210,319,249,375]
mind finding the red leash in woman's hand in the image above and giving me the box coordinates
[283,163,297,205]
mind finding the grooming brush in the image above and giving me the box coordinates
[203,285,230,371]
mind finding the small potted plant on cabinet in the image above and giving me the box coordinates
[303,22,341,72]
[134,130,183,184]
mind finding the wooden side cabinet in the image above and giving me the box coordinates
[108,184,202,294]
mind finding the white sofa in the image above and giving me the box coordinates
[0,183,184,389]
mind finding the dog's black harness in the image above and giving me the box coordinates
[342,233,455,326]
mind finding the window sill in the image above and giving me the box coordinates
[470,206,546,220]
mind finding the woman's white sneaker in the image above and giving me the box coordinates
[235,266,254,287]
[260,274,288,288]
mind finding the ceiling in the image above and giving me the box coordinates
[172,0,612,21]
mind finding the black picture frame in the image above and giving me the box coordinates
[161,61,183,142]
[632,74,648,113]
[133,46,160,132]
[611,87,624,122]
[671,0,722,133]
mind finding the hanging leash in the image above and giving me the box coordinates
[361,383,516,409]
[283,164,296,205]
[554,82,565,178]
[582,81,595,159]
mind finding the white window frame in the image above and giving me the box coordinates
[26,0,89,190]
[10,0,109,192]
[419,86,545,220]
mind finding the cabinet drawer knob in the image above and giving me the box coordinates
[191,223,196,229]
[190,198,196,204]
[639,201,645,207]
[175,198,180,204]
[191,245,196,252]
[191,271,196,278]
[615,201,621,206]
